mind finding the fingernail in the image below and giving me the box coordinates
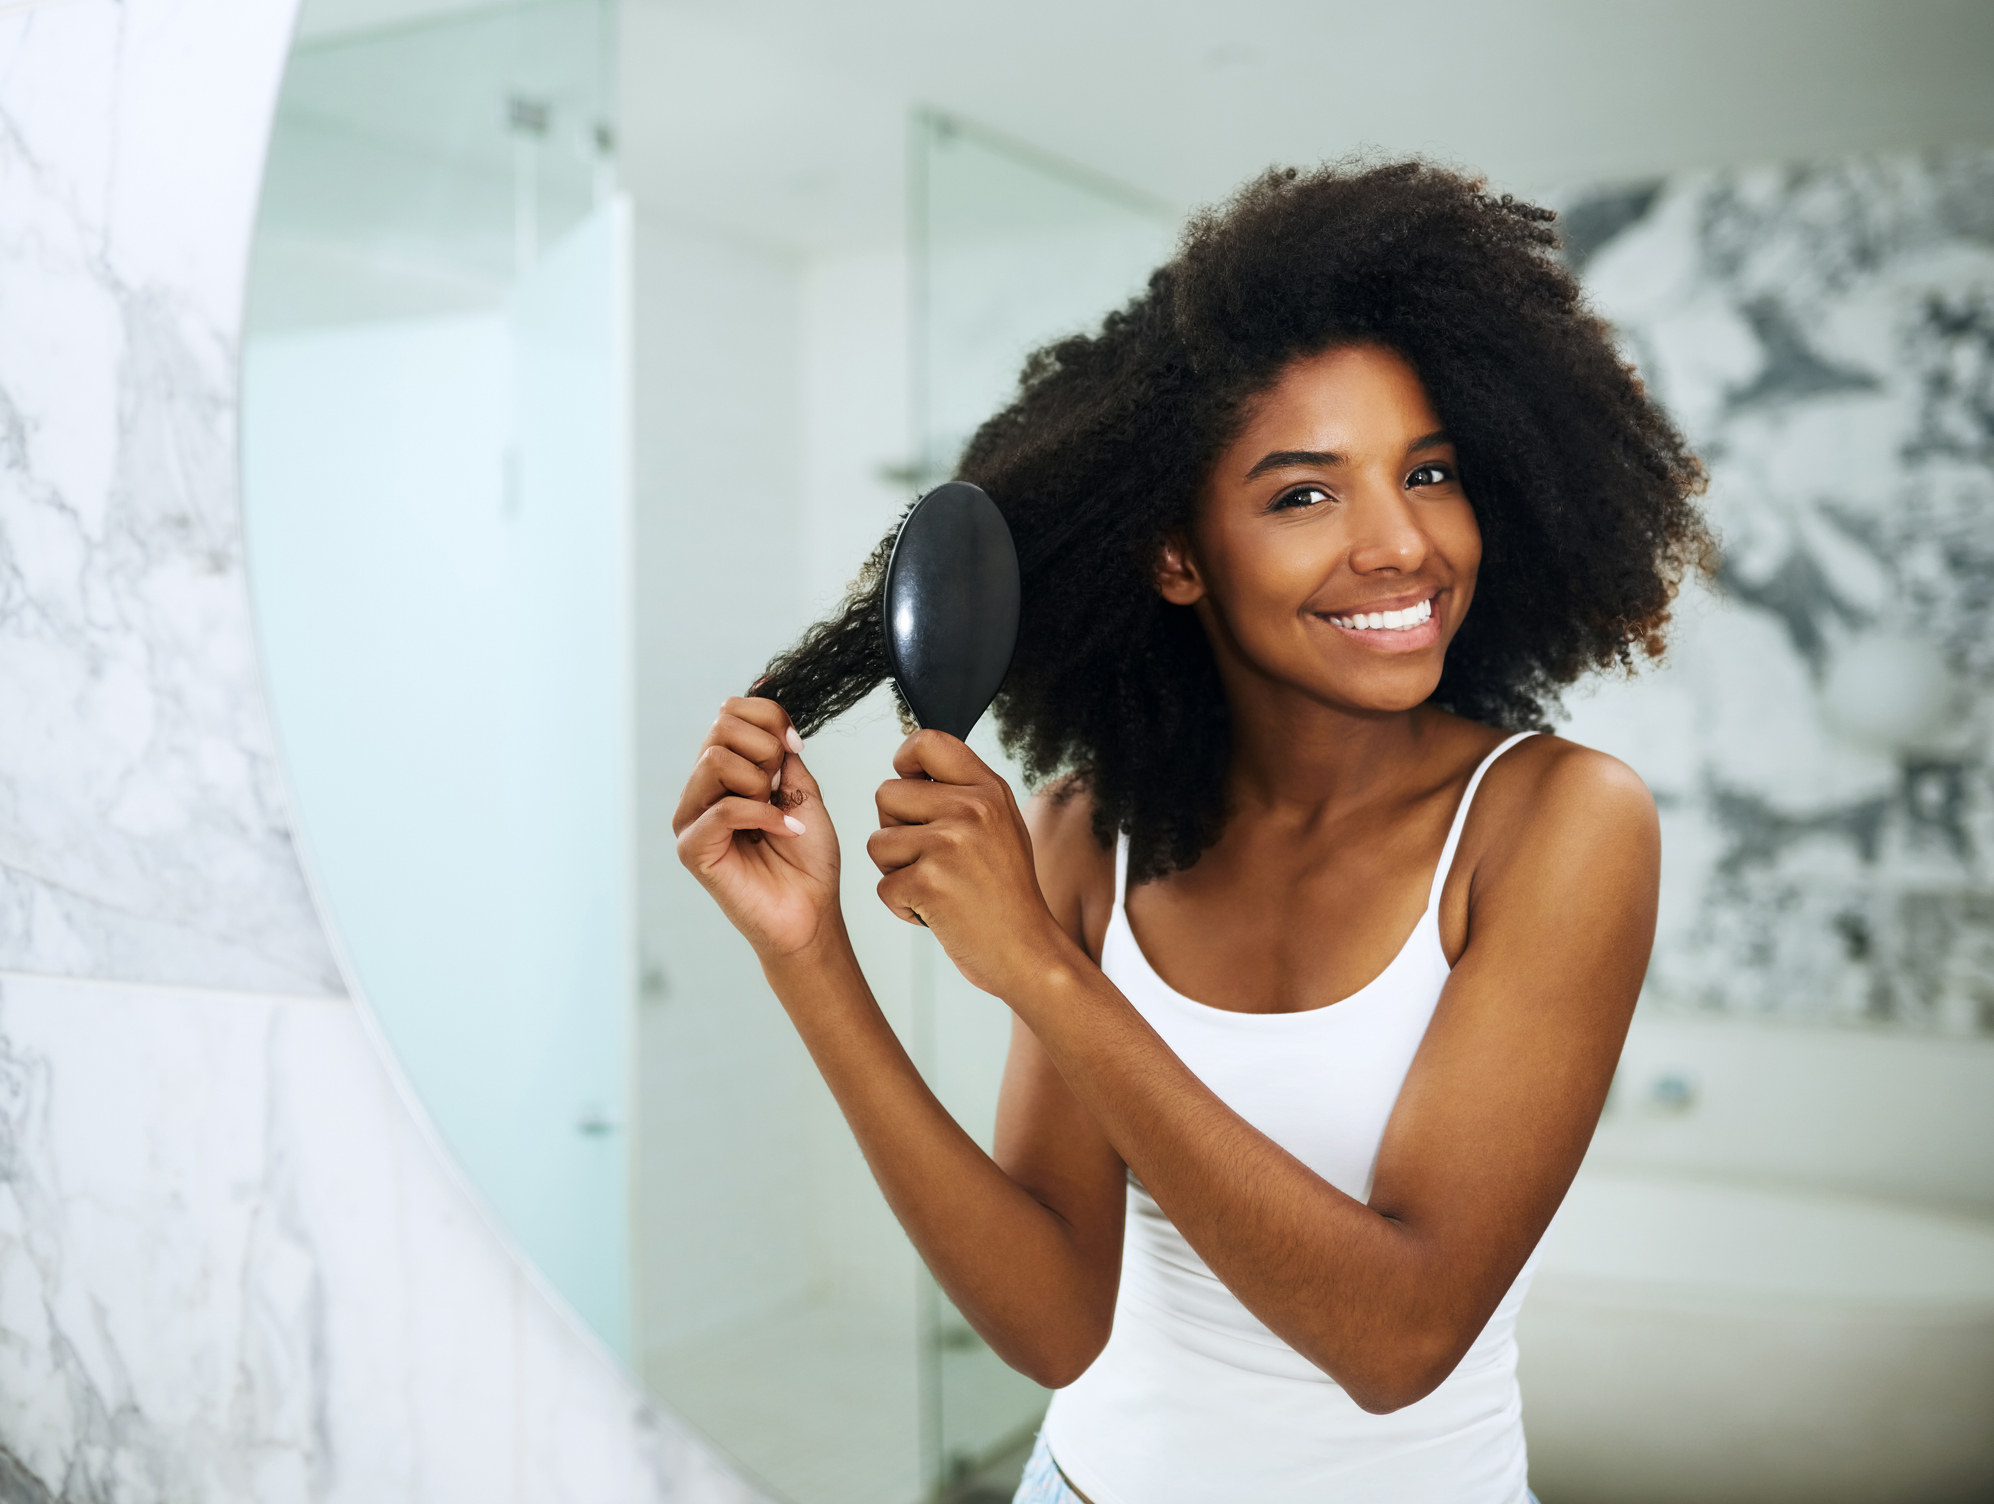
[771,768,782,792]
[782,814,806,835]
[786,727,804,755]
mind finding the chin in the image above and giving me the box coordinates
[1325,667,1445,716]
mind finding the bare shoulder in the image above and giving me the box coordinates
[1489,732,1653,820]
[1461,731,1660,897]
[1024,776,1117,956]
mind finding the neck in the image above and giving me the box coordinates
[1211,643,1448,822]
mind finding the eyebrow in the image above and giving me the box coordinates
[1244,448,1342,479]
[1242,430,1452,481]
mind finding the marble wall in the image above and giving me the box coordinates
[0,0,336,995]
[1558,149,1994,1036]
[0,2,767,1498]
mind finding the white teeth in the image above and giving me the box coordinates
[1331,598,1432,632]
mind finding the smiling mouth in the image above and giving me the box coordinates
[1324,597,1433,633]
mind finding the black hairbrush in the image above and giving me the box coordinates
[881,482,1020,740]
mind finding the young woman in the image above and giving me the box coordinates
[674,162,1707,1504]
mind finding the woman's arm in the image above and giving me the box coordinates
[674,699,1125,1384]
[869,729,1656,1413]
[757,935,1124,1385]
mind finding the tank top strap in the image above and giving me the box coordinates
[1113,827,1132,913]
[1426,731,1538,912]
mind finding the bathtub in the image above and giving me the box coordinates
[1520,1170,1994,1503]
[1517,1015,1994,1504]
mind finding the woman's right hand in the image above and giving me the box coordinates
[674,696,843,958]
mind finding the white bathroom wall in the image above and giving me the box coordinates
[628,211,937,1504]
[630,214,819,1355]
[792,245,933,1315]
[628,213,923,1401]
[629,222,961,1350]
[798,247,914,612]
[0,2,766,1498]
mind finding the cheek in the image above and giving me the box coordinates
[1211,536,1332,635]
[1187,529,1320,656]
[1193,515,1301,608]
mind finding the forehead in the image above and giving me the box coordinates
[1226,344,1443,459]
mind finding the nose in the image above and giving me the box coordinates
[1344,478,1430,576]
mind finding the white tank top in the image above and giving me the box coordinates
[1041,732,1541,1504]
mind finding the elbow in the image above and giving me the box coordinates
[1345,1373,1442,1417]
[1328,1330,1464,1416]
[1024,1350,1098,1391]
[1001,1317,1111,1391]
[1026,1330,1110,1391]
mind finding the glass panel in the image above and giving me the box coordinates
[912,110,1174,1500]
[240,0,632,1355]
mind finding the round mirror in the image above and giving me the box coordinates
[242,9,1994,1504]
[242,7,1169,1501]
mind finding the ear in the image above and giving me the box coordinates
[1155,531,1206,606]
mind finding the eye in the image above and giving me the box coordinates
[1270,484,1333,512]
[1407,462,1455,489]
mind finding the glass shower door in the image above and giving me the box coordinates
[912,111,1174,1498]
[241,0,633,1356]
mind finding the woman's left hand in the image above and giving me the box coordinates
[868,730,1075,999]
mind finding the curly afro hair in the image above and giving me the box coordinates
[756,159,1709,882]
